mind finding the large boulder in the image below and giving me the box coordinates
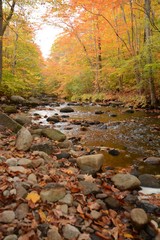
[0,112,22,133]
[42,128,66,142]
[15,127,33,151]
[111,173,141,190]
[76,154,104,174]
[10,95,26,104]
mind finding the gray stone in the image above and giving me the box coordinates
[13,113,32,126]
[15,127,33,151]
[59,193,73,206]
[4,235,18,240]
[10,95,26,104]
[62,224,80,239]
[56,204,68,215]
[105,196,120,209]
[76,154,104,174]
[6,158,18,166]
[47,226,62,240]
[0,112,22,133]
[79,181,99,195]
[40,185,66,202]
[14,182,28,198]
[8,166,27,174]
[60,107,74,113]
[144,157,160,165]
[111,173,141,190]
[31,142,55,155]
[42,128,66,142]
[47,115,61,123]
[90,210,102,219]
[130,208,148,229]
[138,174,160,188]
[18,158,32,167]
[15,203,29,220]
[57,140,73,150]
[31,158,45,168]
[28,173,37,184]
[0,210,15,223]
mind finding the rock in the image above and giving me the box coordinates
[130,208,148,229]
[76,154,104,174]
[31,142,55,155]
[138,174,160,188]
[95,111,104,114]
[111,173,141,190]
[0,210,15,223]
[15,127,33,151]
[31,158,45,168]
[56,152,70,159]
[40,184,66,202]
[18,158,32,167]
[90,210,102,219]
[57,140,73,150]
[12,113,32,126]
[10,95,26,104]
[28,173,37,184]
[56,204,68,215]
[47,115,60,123]
[144,157,160,165]
[136,201,160,214]
[15,203,29,220]
[42,128,66,142]
[2,105,17,114]
[60,107,74,113]
[4,235,18,240]
[108,149,120,156]
[47,226,62,240]
[59,193,73,206]
[109,113,117,117]
[6,158,18,166]
[124,109,134,113]
[62,224,80,239]
[0,112,22,133]
[8,166,27,174]
[14,182,28,198]
[79,181,100,195]
[105,196,120,209]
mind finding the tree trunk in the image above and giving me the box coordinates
[144,0,157,107]
[0,0,3,85]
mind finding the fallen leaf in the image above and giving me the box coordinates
[123,233,134,238]
[38,209,47,222]
[77,204,84,214]
[26,191,40,204]
[83,174,95,182]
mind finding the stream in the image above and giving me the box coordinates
[30,102,160,175]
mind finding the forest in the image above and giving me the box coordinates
[0,0,160,107]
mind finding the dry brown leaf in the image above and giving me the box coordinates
[77,204,84,214]
[83,174,95,182]
[88,202,100,211]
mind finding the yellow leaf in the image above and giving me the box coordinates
[38,209,47,222]
[26,191,40,203]
[123,233,134,238]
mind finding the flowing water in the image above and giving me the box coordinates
[30,103,160,174]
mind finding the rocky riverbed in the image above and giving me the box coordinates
[0,95,160,240]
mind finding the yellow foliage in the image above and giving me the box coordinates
[26,191,40,203]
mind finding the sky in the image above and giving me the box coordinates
[35,24,62,59]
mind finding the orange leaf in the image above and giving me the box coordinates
[26,191,40,204]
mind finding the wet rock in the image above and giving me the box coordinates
[144,157,160,165]
[10,95,26,104]
[0,210,15,223]
[79,181,100,195]
[62,224,80,239]
[138,174,160,188]
[76,154,104,174]
[109,113,117,117]
[2,105,17,114]
[0,112,22,133]
[95,110,104,114]
[47,226,62,240]
[47,115,60,123]
[136,201,159,214]
[31,142,54,155]
[15,127,33,151]
[6,158,18,166]
[38,223,50,237]
[60,107,74,113]
[105,196,120,209]
[56,152,70,159]
[111,173,141,190]
[124,109,134,113]
[42,128,66,142]
[4,235,18,240]
[57,140,73,150]
[40,184,66,202]
[130,208,148,229]
[15,203,29,220]
[59,193,73,206]
[8,166,27,174]
[18,158,32,167]
[13,113,32,126]
[108,149,120,156]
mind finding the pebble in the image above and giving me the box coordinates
[59,193,73,206]
[130,208,148,229]
[90,210,102,219]
[18,158,32,167]
[15,203,29,220]
[8,166,27,174]
[28,173,37,184]
[0,210,15,223]
[47,226,62,240]
[6,158,18,166]
[62,224,80,239]
[79,181,100,195]
[40,185,66,202]
[4,235,18,240]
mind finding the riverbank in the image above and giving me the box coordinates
[0,96,160,239]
